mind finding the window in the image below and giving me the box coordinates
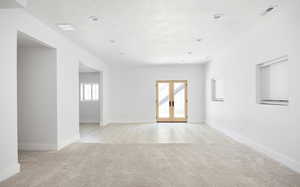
[257,55,288,105]
[80,83,84,101]
[80,83,99,101]
[92,84,99,100]
[84,84,92,101]
[211,79,224,102]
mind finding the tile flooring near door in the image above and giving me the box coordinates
[1,123,300,187]
[80,123,216,143]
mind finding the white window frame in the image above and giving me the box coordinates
[211,79,224,102]
[256,55,288,106]
[80,83,99,102]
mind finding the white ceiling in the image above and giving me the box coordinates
[25,0,279,65]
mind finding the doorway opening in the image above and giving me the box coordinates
[156,80,188,122]
[17,32,57,151]
[78,63,103,141]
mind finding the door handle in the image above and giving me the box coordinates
[168,101,174,107]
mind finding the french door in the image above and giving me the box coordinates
[156,80,188,122]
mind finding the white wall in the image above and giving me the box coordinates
[0,0,26,8]
[205,0,300,172]
[79,72,101,123]
[0,9,107,181]
[17,47,57,150]
[109,64,205,123]
[0,12,19,182]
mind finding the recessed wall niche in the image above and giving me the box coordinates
[256,55,289,106]
[211,78,224,102]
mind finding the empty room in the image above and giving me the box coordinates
[0,0,300,186]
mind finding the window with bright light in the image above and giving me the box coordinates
[92,84,99,100]
[80,83,84,101]
[80,83,99,101]
[84,84,92,101]
[257,55,288,105]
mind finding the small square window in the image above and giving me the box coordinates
[211,79,224,102]
[80,83,99,102]
[257,55,288,106]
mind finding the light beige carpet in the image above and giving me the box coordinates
[1,123,300,187]
[1,143,300,187]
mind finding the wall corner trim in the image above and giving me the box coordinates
[208,123,300,174]
[0,163,20,182]
[107,122,155,125]
[58,136,80,150]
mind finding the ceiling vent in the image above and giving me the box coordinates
[88,16,99,22]
[213,13,224,20]
[262,5,278,16]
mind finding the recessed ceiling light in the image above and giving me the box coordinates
[88,16,99,22]
[110,40,116,43]
[56,23,75,31]
[213,13,224,20]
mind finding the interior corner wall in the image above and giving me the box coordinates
[0,9,107,181]
[101,69,112,125]
[109,64,206,123]
[17,47,57,150]
[205,0,300,172]
[0,19,19,182]
[79,72,101,124]
[0,0,27,8]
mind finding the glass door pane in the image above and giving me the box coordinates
[158,82,170,119]
[173,82,186,118]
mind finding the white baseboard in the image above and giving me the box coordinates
[58,135,80,150]
[107,121,206,125]
[108,121,155,125]
[0,163,20,182]
[102,120,112,126]
[18,143,57,151]
[188,121,206,125]
[19,137,80,151]
[80,121,100,124]
[102,123,110,126]
[209,124,300,173]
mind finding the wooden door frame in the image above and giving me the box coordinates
[156,80,172,122]
[156,80,188,122]
[172,80,188,122]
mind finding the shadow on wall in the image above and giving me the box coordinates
[17,31,58,151]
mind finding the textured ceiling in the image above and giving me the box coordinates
[26,0,280,65]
